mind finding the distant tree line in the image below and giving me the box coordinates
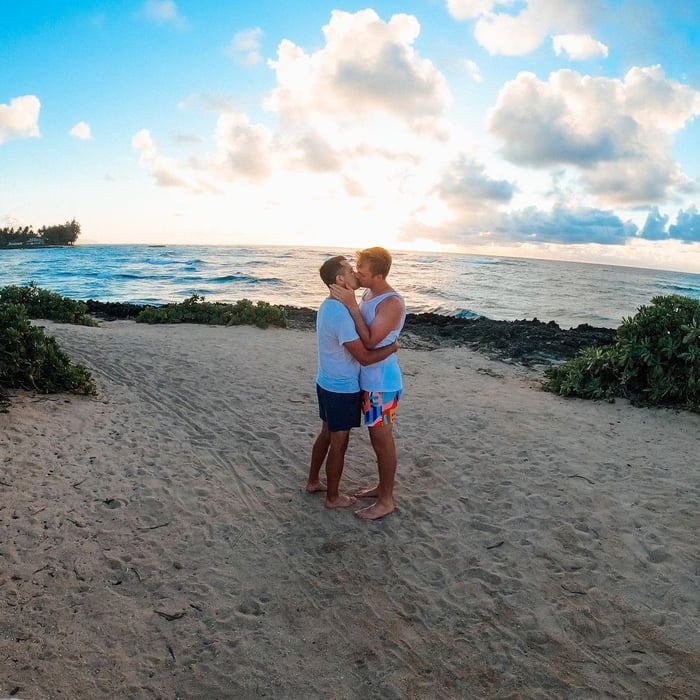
[0,219,81,248]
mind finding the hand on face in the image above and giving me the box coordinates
[329,283,358,308]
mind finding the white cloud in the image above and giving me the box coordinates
[446,0,495,21]
[437,155,514,210]
[552,34,608,61]
[70,121,92,140]
[227,28,264,67]
[266,9,451,128]
[142,0,187,28]
[463,59,483,82]
[0,95,40,145]
[210,111,273,181]
[448,0,606,58]
[132,128,212,191]
[489,66,700,205]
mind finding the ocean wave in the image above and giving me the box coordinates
[658,283,700,296]
[468,258,501,266]
[405,284,452,300]
[146,258,182,265]
[114,273,150,280]
[455,308,483,320]
[211,274,283,285]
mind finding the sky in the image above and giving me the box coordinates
[2,1,700,273]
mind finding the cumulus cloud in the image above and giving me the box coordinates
[69,121,92,140]
[489,66,700,205]
[210,111,273,181]
[639,206,670,240]
[0,95,40,145]
[227,28,264,67]
[296,133,341,172]
[446,0,495,21]
[447,0,605,58]
[552,34,608,61]
[639,205,700,243]
[437,156,514,211]
[267,9,450,127]
[463,59,483,82]
[669,205,700,242]
[132,128,212,191]
[501,205,637,244]
[142,0,187,28]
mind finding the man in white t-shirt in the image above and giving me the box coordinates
[306,255,398,509]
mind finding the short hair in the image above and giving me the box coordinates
[319,255,347,286]
[356,247,392,277]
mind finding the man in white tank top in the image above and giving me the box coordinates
[330,247,405,519]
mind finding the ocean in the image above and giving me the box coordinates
[2,244,700,329]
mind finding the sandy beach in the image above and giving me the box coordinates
[1,319,698,699]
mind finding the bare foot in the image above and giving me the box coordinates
[354,500,394,520]
[354,485,379,499]
[324,493,357,509]
[305,480,327,494]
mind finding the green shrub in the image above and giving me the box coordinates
[135,294,287,328]
[0,304,96,410]
[0,282,97,326]
[544,294,700,410]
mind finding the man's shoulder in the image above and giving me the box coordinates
[377,290,404,308]
[320,297,348,311]
[318,298,352,323]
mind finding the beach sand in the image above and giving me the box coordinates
[1,320,698,699]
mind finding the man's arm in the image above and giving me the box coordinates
[330,285,404,348]
[343,338,398,366]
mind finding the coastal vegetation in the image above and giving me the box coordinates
[0,303,96,412]
[544,295,700,411]
[0,282,97,326]
[134,294,287,328]
[0,283,97,410]
[0,219,81,248]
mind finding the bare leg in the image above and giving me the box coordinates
[306,422,330,493]
[355,424,396,520]
[325,430,357,509]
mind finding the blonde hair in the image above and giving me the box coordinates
[356,247,392,277]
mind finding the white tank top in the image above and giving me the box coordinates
[358,291,405,392]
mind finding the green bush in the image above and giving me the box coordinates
[135,294,287,328]
[544,294,700,410]
[0,304,96,410]
[0,282,97,326]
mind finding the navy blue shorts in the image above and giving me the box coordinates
[316,384,362,432]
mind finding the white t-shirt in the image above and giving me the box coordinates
[316,298,361,393]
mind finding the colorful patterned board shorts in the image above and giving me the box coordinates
[362,390,402,427]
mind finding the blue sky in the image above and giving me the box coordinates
[2,1,700,272]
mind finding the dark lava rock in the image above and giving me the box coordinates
[284,306,616,366]
[86,299,148,320]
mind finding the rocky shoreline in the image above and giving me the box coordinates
[85,300,617,366]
